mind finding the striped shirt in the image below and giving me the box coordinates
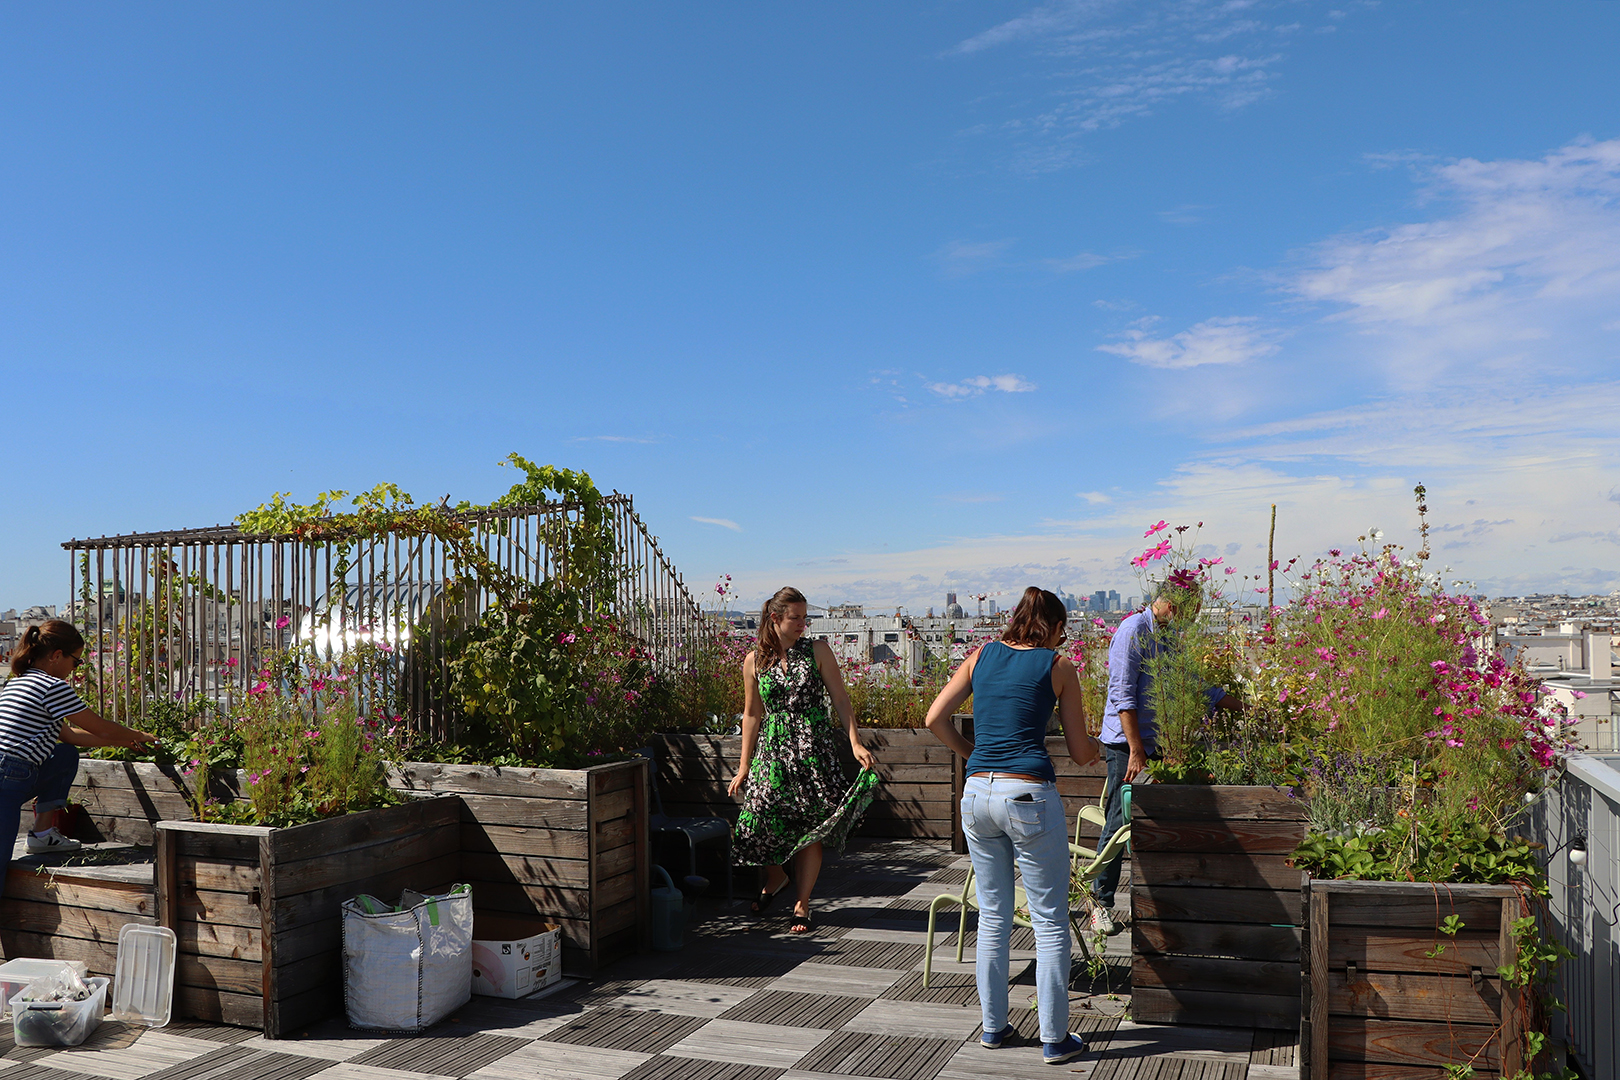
[0,670,86,765]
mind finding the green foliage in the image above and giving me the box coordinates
[1292,820,1546,890]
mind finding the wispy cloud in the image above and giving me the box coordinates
[926,374,1038,398]
[1043,250,1135,272]
[690,516,742,532]
[1077,491,1112,504]
[934,239,1015,278]
[1098,316,1279,369]
[948,1,1333,171]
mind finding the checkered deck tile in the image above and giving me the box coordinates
[793,1031,961,1080]
[348,1032,531,1076]
[717,991,872,1030]
[537,1007,709,1054]
[4,838,1300,1080]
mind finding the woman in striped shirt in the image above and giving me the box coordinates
[0,620,157,889]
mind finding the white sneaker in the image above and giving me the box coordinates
[27,828,82,855]
[1089,906,1118,936]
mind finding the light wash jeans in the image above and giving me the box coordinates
[961,773,1071,1043]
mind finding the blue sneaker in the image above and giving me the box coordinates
[980,1024,1017,1049]
[1043,1033,1087,1065]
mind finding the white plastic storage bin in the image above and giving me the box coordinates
[112,924,177,1027]
[10,976,109,1047]
[0,960,89,1021]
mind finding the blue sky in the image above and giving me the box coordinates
[4,1,1619,614]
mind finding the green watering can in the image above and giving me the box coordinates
[650,866,685,951]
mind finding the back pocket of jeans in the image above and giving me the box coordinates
[1006,798,1046,842]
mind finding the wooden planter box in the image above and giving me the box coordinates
[1130,784,1309,1030]
[69,759,197,845]
[389,758,650,975]
[1304,879,1535,1079]
[1,852,156,977]
[155,795,463,1037]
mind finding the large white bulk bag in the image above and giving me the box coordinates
[342,884,474,1032]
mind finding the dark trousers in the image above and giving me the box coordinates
[1092,743,1131,908]
[0,743,80,893]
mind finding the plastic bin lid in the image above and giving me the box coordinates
[111,925,176,1027]
[0,959,85,980]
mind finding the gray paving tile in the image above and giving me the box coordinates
[619,1058,784,1080]
[840,998,980,1041]
[766,964,907,999]
[465,1043,650,1080]
[347,1033,532,1077]
[809,940,922,971]
[307,1065,458,1080]
[718,992,873,1030]
[536,1007,708,1054]
[34,1031,226,1080]
[794,1031,961,1080]
[606,981,759,1019]
[664,1020,830,1070]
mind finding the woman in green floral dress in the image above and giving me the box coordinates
[729,587,880,932]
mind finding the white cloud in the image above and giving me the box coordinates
[690,516,742,532]
[948,1,1331,171]
[1077,491,1112,504]
[1097,316,1279,369]
[934,239,1015,278]
[1044,251,1115,272]
[926,374,1039,398]
[1288,137,1620,386]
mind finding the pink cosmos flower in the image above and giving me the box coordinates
[276,616,290,630]
[1144,521,1169,538]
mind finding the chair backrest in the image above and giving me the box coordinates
[631,747,668,820]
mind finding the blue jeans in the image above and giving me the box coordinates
[0,743,80,893]
[961,774,1071,1044]
[1092,744,1131,908]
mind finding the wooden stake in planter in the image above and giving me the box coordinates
[1303,878,1535,1079]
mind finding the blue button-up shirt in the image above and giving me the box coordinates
[1098,608,1227,755]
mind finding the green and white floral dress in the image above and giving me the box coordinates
[733,637,880,867]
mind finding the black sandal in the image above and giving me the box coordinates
[752,872,792,915]
[789,909,814,934]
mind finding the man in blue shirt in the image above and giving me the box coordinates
[1090,587,1238,933]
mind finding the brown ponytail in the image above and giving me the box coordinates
[9,620,85,678]
[755,587,808,669]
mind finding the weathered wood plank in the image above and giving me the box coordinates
[1328,970,1505,1024]
[0,927,120,974]
[177,919,262,962]
[4,872,154,915]
[1131,819,1310,855]
[179,887,262,929]
[178,952,263,996]
[177,856,260,893]
[267,795,459,864]
[1133,852,1305,890]
[390,761,589,799]
[1134,884,1303,925]
[271,822,460,898]
[1327,1017,1499,1070]
[1133,954,1301,997]
[176,984,263,1029]
[269,850,461,931]
[1130,986,1300,1030]
[0,897,155,942]
[1132,784,1308,821]
[459,850,591,889]
[459,794,588,829]
[596,867,637,909]
[1133,919,1302,961]
[1327,928,1500,977]
[458,822,591,859]
[1323,893,1511,929]
[1325,1064,1499,1080]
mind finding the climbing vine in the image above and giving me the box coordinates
[236,454,632,764]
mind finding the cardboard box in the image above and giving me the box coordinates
[471,914,562,999]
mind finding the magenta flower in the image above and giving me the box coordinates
[275,616,290,630]
[1144,520,1168,538]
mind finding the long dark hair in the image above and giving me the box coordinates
[755,587,808,669]
[1001,587,1067,648]
[10,620,85,678]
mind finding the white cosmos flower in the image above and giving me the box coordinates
[1369,527,1384,541]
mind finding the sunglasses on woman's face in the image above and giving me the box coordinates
[69,654,84,669]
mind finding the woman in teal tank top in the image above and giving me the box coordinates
[924,587,1099,1066]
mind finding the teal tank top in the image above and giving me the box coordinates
[964,641,1057,781]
